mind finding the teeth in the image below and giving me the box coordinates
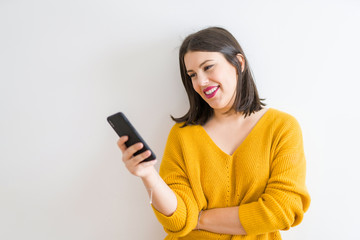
[205,87,218,95]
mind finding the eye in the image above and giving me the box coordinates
[188,73,196,78]
[204,65,214,71]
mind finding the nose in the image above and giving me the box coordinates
[197,73,209,86]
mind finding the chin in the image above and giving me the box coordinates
[209,102,233,112]
[210,104,228,111]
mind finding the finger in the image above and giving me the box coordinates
[128,159,157,176]
[122,142,144,162]
[127,149,152,166]
[140,159,157,167]
[117,136,128,152]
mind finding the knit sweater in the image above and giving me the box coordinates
[153,108,310,240]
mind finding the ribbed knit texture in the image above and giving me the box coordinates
[152,108,310,240]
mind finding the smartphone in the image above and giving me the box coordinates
[107,112,156,162]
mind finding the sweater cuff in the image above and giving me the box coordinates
[152,193,187,233]
[238,200,274,235]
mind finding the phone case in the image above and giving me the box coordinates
[107,112,156,162]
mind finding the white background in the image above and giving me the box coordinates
[1,0,359,239]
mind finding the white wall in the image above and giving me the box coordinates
[1,0,359,239]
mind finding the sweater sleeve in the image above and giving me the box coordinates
[238,115,311,235]
[152,124,199,237]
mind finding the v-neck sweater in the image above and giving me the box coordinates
[153,108,310,240]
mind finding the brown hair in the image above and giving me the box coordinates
[172,27,265,126]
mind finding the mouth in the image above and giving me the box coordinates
[203,86,220,99]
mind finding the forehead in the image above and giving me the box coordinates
[184,51,225,68]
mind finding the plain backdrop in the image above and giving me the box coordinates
[1,0,359,239]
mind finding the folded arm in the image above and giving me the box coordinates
[197,118,310,236]
[197,207,246,235]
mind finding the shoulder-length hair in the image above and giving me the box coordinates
[172,27,265,127]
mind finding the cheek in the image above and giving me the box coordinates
[227,71,238,89]
[192,81,202,94]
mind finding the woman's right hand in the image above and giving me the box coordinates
[117,136,178,216]
[117,136,157,178]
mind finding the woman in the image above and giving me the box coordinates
[117,27,310,239]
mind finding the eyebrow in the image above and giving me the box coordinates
[186,59,214,73]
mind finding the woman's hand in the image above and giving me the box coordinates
[117,136,177,216]
[117,136,157,178]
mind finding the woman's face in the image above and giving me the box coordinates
[184,51,244,114]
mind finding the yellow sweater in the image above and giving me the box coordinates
[153,108,310,239]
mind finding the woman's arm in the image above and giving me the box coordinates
[141,167,177,216]
[197,207,246,235]
[117,136,177,216]
[118,129,201,237]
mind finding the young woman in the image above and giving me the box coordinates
[117,27,310,239]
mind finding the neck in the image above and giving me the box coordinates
[212,110,246,123]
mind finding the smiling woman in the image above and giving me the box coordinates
[184,51,240,113]
[116,27,310,239]
[174,27,265,126]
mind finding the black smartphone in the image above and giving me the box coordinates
[107,112,156,162]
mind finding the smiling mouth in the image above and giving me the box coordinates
[203,86,220,99]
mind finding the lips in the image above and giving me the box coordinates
[203,86,220,99]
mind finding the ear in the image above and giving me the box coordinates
[236,54,245,72]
